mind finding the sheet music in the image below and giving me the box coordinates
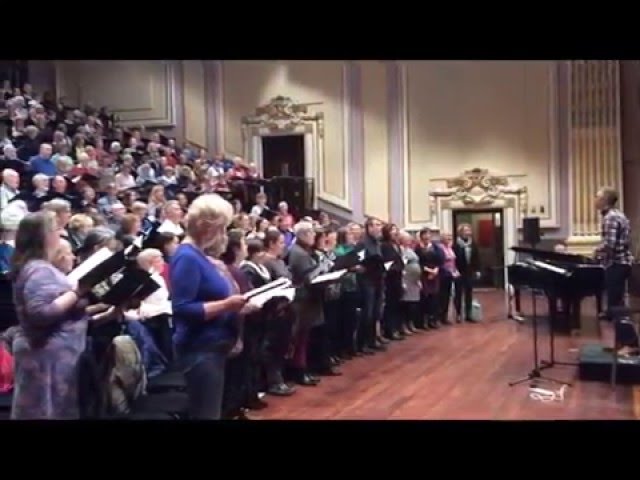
[67,247,114,285]
[130,235,143,251]
[311,269,347,284]
[243,277,291,300]
[248,287,296,308]
[384,261,393,271]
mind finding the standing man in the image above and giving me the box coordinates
[594,187,633,316]
[357,217,386,353]
[453,223,480,323]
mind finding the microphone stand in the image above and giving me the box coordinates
[509,286,567,386]
[508,245,569,387]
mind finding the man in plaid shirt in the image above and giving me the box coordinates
[594,187,633,317]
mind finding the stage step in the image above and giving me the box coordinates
[578,344,640,384]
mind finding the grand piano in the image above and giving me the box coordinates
[508,246,605,334]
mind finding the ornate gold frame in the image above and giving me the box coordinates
[241,95,324,142]
[240,96,328,210]
[429,168,528,218]
[428,169,529,270]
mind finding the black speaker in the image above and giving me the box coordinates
[522,217,541,246]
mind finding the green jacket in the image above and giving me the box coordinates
[334,244,358,293]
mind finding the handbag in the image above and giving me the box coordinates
[470,300,482,322]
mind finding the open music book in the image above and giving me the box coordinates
[67,240,143,292]
[243,277,292,300]
[384,261,394,271]
[248,287,296,308]
[97,269,161,306]
[332,248,366,271]
[311,269,347,285]
[67,247,123,290]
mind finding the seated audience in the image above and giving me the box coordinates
[0,83,530,421]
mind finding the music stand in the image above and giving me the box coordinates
[508,283,568,387]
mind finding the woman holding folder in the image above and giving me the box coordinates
[10,211,92,419]
[170,194,249,420]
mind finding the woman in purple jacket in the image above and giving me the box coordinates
[10,211,90,419]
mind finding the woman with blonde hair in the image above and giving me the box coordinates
[170,194,249,419]
[147,185,166,222]
[66,213,94,252]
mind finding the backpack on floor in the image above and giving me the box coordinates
[106,335,147,415]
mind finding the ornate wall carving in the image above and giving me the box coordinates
[221,61,349,210]
[242,96,324,138]
[241,96,327,210]
[429,168,528,265]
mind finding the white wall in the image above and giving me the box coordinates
[361,61,389,221]
[182,60,207,148]
[221,61,348,209]
[55,60,179,130]
[401,61,559,229]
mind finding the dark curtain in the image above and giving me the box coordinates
[0,61,29,88]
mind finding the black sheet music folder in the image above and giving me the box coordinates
[98,268,160,306]
[67,248,128,291]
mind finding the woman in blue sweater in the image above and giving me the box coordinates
[170,194,247,419]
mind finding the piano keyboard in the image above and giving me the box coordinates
[528,260,569,276]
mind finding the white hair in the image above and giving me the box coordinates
[137,248,163,269]
[54,155,74,170]
[42,198,71,214]
[162,200,181,215]
[2,169,18,181]
[186,193,233,236]
[293,221,314,238]
[32,173,49,187]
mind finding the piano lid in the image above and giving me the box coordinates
[511,246,593,265]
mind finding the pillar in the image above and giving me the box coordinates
[566,60,623,255]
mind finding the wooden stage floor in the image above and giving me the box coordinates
[259,290,635,420]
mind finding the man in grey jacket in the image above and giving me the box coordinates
[287,221,329,386]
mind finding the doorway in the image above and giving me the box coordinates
[261,134,305,179]
[452,208,505,288]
